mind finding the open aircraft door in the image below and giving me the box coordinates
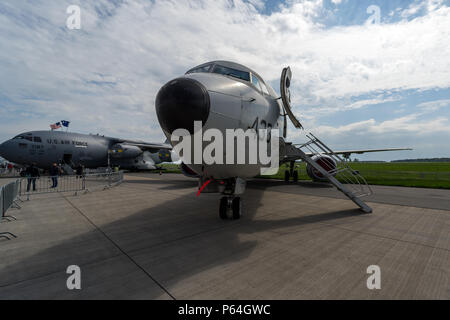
[280,66,303,137]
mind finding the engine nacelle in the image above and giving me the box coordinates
[110,144,143,159]
[180,162,200,178]
[306,155,337,182]
[157,149,172,163]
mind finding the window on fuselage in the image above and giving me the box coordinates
[186,64,212,74]
[33,137,42,143]
[212,65,250,82]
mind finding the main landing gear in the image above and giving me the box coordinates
[219,196,242,220]
[284,161,298,183]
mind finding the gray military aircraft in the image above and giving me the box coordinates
[155,60,411,220]
[0,130,172,171]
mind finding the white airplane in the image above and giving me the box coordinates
[155,61,411,220]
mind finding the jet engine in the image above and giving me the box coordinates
[180,162,200,178]
[306,155,337,182]
[110,144,143,159]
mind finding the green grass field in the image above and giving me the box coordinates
[159,162,450,189]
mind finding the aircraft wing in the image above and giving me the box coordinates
[111,137,172,152]
[120,141,172,151]
[283,144,412,163]
[302,147,413,158]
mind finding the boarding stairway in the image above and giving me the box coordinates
[283,132,373,213]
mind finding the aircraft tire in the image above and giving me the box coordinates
[219,197,228,220]
[232,197,242,220]
[293,170,298,183]
[284,170,290,182]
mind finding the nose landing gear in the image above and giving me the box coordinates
[218,177,245,220]
[198,176,245,220]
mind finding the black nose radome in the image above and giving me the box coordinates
[156,78,210,134]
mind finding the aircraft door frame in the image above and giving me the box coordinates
[280,66,302,129]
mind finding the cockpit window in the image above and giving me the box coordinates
[260,81,270,95]
[13,135,24,140]
[251,74,270,95]
[212,65,250,82]
[251,74,262,91]
[33,137,42,143]
[186,64,212,74]
[24,136,32,141]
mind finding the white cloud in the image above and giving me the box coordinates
[287,113,450,160]
[301,96,400,117]
[417,99,450,111]
[313,113,450,137]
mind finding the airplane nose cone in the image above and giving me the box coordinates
[156,78,210,134]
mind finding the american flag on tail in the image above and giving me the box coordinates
[50,122,61,130]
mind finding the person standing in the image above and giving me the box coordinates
[75,164,84,178]
[49,163,59,188]
[26,163,40,192]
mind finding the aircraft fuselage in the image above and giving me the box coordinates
[0,131,166,170]
[156,60,284,179]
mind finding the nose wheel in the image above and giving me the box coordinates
[219,196,242,220]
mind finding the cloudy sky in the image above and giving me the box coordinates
[0,0,449,160]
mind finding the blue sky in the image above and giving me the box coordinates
[0,0,449,160]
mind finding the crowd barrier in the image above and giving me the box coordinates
[18,171,124,199]
[0,168,21,178]
[0,179,21,240]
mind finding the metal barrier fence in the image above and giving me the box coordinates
[1,180,20,218]
[0,179,21,240]
[0,168,21,178]
[18,171,124,199]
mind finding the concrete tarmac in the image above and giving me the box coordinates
[0,173,449,299]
